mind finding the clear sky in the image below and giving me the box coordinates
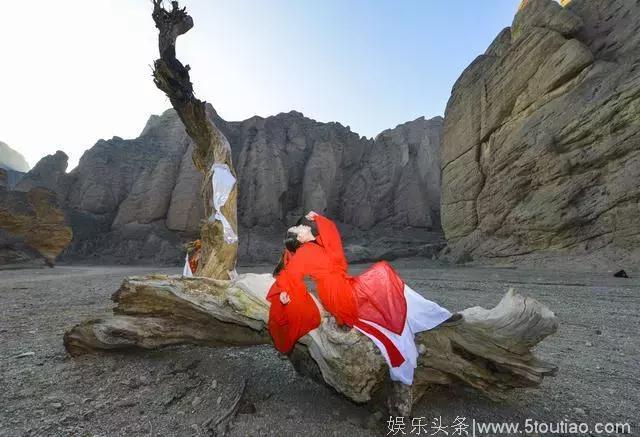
[0,0,521,170]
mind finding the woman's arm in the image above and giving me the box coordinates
[307,211,348,271]
[266,248,321,353]
[266,249,309,304]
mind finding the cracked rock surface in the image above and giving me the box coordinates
[440,0,640,264]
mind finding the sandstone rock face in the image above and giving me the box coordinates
[215,111,443,231]
[17,108,443,265]
[2,169,24,189]
[11,110,195,265]
[209,110,444,263]
[0,187,73,265]
[15,150,69,199]
[215,110,369,229]
[343,117,443,229]
[165,142,205,233]
[217,111,360,228]
[440,0,640,263]
[0,169,7,191]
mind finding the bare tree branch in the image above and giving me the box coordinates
[151,0,237,279]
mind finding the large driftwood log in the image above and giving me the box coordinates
[152,0,237,279]
[64,274,557,416]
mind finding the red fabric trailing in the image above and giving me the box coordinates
[353,320,406,367]
[349,261,407,335]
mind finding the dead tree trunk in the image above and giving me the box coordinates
[152,0,237,279]
[64,274,557,416]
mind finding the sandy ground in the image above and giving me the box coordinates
[0,259,638,437]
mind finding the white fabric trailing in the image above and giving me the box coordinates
[209,163,238,244]
[354,283,452,385]
[227,268,239,280]
[182,253,194,277]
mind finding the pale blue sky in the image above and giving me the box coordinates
[1,0,521,169]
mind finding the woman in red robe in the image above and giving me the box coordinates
[267,211,461,384]
[182,239,202,277]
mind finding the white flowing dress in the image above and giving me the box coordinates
[354,284,452,385]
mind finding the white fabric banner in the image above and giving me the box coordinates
[209,163,238,244]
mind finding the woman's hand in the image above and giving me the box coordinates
[279,292,291,305]
[305,211,318,220]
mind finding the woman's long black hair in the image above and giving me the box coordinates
[272,216,319,277]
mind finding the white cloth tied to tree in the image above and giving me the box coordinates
[182,254,194,277]
[208,163,238,244]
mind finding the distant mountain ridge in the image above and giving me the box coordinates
[0,141,30,172]
[0,141,29,188]
[14,107,444,265]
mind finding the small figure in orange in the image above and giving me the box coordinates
[182,239,202,277]
[267,211,460,384]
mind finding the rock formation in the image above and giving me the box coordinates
[216,110,368,229]
[17,108,443,265]
[13,117,194,265]
[15,150,69,199]
[440,0,640,263]
[343,116,443,229]
[211,111,444,232]
[0,168,7,191]
[1,169,25,190]
[0,184,73,266]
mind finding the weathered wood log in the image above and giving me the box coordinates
[151,0,237,279]
[64,274,557,416]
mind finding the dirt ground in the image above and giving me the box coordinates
[1,259,638,436]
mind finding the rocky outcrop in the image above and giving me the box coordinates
[17,111,195,265]
[215,110,369,229]
[0,169,7,191]
[440,0,640,264]
[343,117,443,229]
[0,186,73,266]
[15,151,69,199]
[0,168,25,190]
[16,109,443,265]
[221,110,444,263]
[214,111,443,231]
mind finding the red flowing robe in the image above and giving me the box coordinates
[267,214,408,364]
